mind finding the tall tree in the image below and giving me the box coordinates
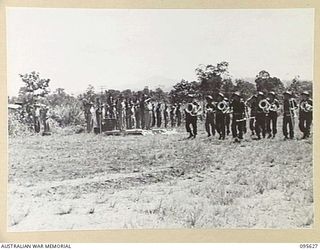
[220,78,235,99]
[18,71,50,105]
[79,84,96,103]
[169,79,199,103]
[234,79,256,100]
[195,61,230,97]
[255,70,284,96]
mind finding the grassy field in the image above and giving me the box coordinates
[8,119,313,231]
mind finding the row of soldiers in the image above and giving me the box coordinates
[186,90,312,140]
[83,97,185,134]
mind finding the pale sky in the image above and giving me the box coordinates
[6,8,314,97]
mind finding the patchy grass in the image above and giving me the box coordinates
[8,120,313,231]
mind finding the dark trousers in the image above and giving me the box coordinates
[177,113,182,126]
[42,119,50,132]
[283,114,294,139]
[186,115,197,135]
[299,113,312,137]
[266,111,278,136]
[117,112,122,130]
[126,115,132,129]
[85,113,92,132]
[255,113,266,138]
[225,114,231,134]
[216,113,225,139]
[156,113,162,128]
[171,115,176,127]
[135,113,141,129]
[152,113,156,127]
[34,117,40,133]
[231,114,244,139]
[205,114,215,136]
[140,110,145,129]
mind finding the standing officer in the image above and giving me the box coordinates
[215,92,226,140]
[40,105,50,134]
[116,97,123,130]
[176,103,182,127]
[299,91,313,139]
[230,92,246,140]
[83,99,93,133]
[151,103,156,127]
[205,95,216,137]
[185,94,201,139]
[224,97,231,136]
[140,96,145,129]
[266,91,280,138]
[93,98,103,134]
[134,100,141,129]
[164,103,169,128]
[170,104,176,127]
[144,98,153,130]
[33,103,41,133]
[125,99,132,129]
[255,92,267,140]
[156,102,162,128]
[283,91,298,139]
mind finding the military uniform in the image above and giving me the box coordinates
[144,100,152,130]
[40,106,50,133]
[156,103,162,128]
[170,106,176,127]
[151,103,156,127]
[224,98,231,136]
[299,92,312,139]
[282,92,297,139]
[134,101,141,129]
[176,104,182,127]
[215,93,226,140]
[230,94,245,140]
[185,101,200,138]
[33,105,41,133]
[83,101,93,133]
[266,93,280,138]
[249,97,257,135]
[255,93,267,139]
[164,104,169,128]
[140,98,145,129]
[125,101,132,129]
[205,96,216,137]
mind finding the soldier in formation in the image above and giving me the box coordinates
[265,91,280,138]
[204,95,215,137]
[299,91,313,139]
[81,89,312,141]
[230,91,246,140]
[185,94,201,139]
[282,91,298,139]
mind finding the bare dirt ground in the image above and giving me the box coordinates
[8,119,313,231]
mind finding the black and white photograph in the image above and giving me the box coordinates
[7,7,314,231]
